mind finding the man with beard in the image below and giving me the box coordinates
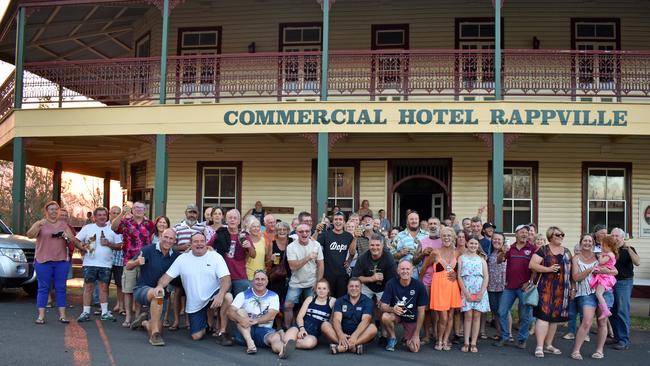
[394,211,428,278]
[316,212,356,298]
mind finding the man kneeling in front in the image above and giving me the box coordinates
[324,277,378,355]
[127,228,180,346]
[154,232,232,341]
[228,270,293,359]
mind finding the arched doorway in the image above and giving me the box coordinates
[392,175,449,228]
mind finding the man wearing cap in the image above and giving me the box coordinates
[480,222,496,256]
[494,224,537,349]
[174,204,206,252]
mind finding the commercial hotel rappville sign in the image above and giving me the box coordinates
[224,106,629,128]
[6,101,650,142]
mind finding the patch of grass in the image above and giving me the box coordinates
[630,315,650,331]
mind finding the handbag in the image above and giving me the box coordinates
[522,273,541,306]
[268,251,288,282]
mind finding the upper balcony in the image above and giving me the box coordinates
[0,0,649,122]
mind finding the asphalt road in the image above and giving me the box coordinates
[1,288,649,366]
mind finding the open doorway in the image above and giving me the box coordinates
[393,178,446,228]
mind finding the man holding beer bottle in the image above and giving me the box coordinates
[380,260,428,352]
[128,228,180,346]
[75,207,122,323]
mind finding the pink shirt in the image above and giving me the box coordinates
[420,237,442,286]
[35,220,69,263]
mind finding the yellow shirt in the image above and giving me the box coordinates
[246,237,267,280]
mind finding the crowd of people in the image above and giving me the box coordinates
[27,199,641,360]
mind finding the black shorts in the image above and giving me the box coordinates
[326,274,349,298]
[111,265,124,288]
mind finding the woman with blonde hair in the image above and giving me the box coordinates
[26,201,81,324]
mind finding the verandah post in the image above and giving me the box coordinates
[316,0,331,217]
[492,0,504,230]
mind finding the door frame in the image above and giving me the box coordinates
[387,158,452,221]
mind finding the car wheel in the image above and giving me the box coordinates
[22,282,37,297]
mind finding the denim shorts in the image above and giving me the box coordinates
[83,266,112,284]
[577,291,614,309]
[234,325,275,347]
[187,289,220,334]
[133,285,153,306]
[285,286,313,305]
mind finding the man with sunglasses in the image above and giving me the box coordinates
[112,201,155,328]
[285,223,324,326]
[494,224,537,349]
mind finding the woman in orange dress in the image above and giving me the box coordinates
[425,226,462,351]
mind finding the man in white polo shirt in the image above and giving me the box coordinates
[154,232,232,341]
[75,207,122,322]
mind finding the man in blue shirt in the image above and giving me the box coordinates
[127,228,180,346]
[380,261,428,352]
[323,277,377,355]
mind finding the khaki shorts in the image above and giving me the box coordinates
[121,267,139,294]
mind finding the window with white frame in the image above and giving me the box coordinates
[457,20,496,86]
[281,24,322,85]
[372,24,408,89]
[573,20,618,85]
[201,166,238,213]
[179,28,221,91]
[586,167,628,233]
[328,167,355,215]
[503,167,533,234]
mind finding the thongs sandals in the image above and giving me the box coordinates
[480,332,488,340]
[59,317,69,324]
[442,342,452,351]
[544,345,562,355]
[461,344,469,353]
[591,352,604,359]
[571,352,583,360]
[434,342,444,351]
[535,346,545,358]
[35,318,46,325]
[354,344,364,355]
[470,345,478,353]
[246,345,257,355]
[330,343,347,354]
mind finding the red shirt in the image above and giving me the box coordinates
[116,218,155,265]
[504,242,537,289]
[223,233,250,281]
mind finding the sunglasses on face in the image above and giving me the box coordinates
[553,233,565,238]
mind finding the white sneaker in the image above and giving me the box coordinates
[562,333,575,340]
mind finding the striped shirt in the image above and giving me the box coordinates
[575,257,598,297]
[173,221,206,246]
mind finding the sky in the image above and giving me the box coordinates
[0,0,124,214]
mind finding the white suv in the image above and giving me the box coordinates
[0,218,37,296]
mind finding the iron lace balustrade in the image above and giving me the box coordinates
[17,50,650,106]
[328,49,496,98]
[0,70,15,122]
[22,57,162,105]
[166,51,322,102]
[502,49,650,98]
